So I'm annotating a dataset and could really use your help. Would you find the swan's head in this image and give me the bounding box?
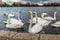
[41,13,48,18]
[18,10,22,13]
[27,11,32,16]
[54,11,57,15]
[4,13,8,17]
[33,12,37,17]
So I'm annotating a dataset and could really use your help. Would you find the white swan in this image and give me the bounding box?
[51,21,60,27]
[41,11,57,21]
[29,11,57,24]
[29,12,43,24]
[28,11,51,33]
[3,12,14,24]
[8,13,14,17]
[4,10,24,28]
[4,12,14,17]
[32,12,44,23]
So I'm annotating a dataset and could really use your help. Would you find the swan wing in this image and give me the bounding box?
[51,21,60,27]
[51,24,60,27]
[10,18,23,24]
[6,18,24,28]
[44,17,55,20]
[30,20,46,33]
[6,22,23,28]
[54,21,60,25]
[33,17,44,23]
[30,20,50,33]
[9,14,14,17]
[10,18,24,27]
[30,23,43,33]
[6,24,15,28]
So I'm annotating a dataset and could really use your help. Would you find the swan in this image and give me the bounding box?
[51,21,60,30]
[4,10,24,28]
[41,11,57,21]
[28,11,51,33]
[3,12,14,24]
[51,21,60,28]
[8,13,14,17]
[29,12,43,24]
[4,12,14,17]
[29,11,57,24]
[32,12,44,23]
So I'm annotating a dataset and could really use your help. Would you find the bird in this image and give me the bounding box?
[28,11,51,33]
[3,12,14,24]
[4,10,24,28]
[4,12,14,17]
[51,21,60,28]
[41,11,57,21]
[6,18,24,28]
[29,12,43,24]
[41,12,59,30]
[51,21,60,30]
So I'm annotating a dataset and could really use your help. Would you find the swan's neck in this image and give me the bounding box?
[12,12,14,15]
[41,13,44,19]
[35,13,38,23]
[8,16,11,24]
[54,13,56,20]
[28,13,33,33]
[48,20,51,25]
[17,12,21,21]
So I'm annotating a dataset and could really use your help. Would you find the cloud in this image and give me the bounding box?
[2,0,21,2]
[12,0,21,2]
[2,0,14,5]
[2,0,60,3]
[2,0,11,2]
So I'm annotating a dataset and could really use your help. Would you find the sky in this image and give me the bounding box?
[1,0,60,2]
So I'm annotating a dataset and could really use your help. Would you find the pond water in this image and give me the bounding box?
[0,7,60,34]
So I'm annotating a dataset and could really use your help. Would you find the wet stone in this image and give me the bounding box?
[0,30,17,37]
[13,33,39,40]
[40,34,57,40]
[56,35,60,40]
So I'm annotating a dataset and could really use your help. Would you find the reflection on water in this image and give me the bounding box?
[0,7,60,34]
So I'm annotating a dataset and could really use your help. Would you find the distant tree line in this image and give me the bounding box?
[0,2,60,7]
